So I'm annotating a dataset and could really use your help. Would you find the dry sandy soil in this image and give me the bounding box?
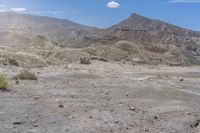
[0,61,200,133]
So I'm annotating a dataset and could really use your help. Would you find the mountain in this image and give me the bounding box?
[0,12,200,65]
[0,12,93,48]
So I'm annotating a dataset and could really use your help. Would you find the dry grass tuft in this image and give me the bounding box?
[0,73,8,90]
[12,69,38,80]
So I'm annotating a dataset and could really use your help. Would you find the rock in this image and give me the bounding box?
[59,104,64,108]
[187,112,192,115]
[13,121,25,125]
[114,120,119,124]
[80,57,91,64]
[33,124,38,127]
[33,96,40,100]
[16,80,19,84]
[71,95,75,98]
[129,107,136,111]
[179,78,184,81]
[154,116,158,119]
[190,119,200,128]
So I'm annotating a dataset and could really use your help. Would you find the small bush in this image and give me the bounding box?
[8,58,19,67]
[0,73,8,90]
[80,57,91,64]
[12,69,38,80]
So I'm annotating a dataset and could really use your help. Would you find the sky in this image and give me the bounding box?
[0,0,200,30]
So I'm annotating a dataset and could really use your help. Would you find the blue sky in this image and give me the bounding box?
[0,0,200,30]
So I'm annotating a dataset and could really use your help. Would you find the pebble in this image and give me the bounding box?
[114,120,119,124]
[33,96,40,100]
[16,80,19,84]
[187,112,192,115]
[59,104,64,108]
[179,78,184,81]
[129,107,136,111]
[154,116,158,119]
[13,121,25,125]
[190,119,200,128]
[33,124,38,127]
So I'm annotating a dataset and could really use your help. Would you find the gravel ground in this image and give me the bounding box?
[0,61,200,133]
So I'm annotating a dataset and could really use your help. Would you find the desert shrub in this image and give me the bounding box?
[0,73,8,90]
[12,69,37,80]
[8,58,19,67]
[114,41,134,52]
[80,57,91,64]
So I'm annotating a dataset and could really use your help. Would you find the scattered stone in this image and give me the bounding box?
[190,119,200,128]
[15,80,19,84]
[114,120,119,124]
[89,116,93,119]
[13,121,25,125]
[187,112,192,115]
[33,96,40,100]
[59,104,64,108]
[25,114,28,118]
[129,107,136,111]
[80,57,91,64]
[179,78,184,81]
[154,116,158,119]
[33,123,38,127]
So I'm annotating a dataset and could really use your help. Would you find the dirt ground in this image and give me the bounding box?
[0,61,200,133]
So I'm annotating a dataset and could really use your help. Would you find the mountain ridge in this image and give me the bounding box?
[0,12,200,65]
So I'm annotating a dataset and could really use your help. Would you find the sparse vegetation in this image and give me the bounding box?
[80,56,91,64]
[8,58,19,67]
[0,73,8,90]
[12,69,38,80]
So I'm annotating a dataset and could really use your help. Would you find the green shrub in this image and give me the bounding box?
[0,73,8,90]
[12,69,38,80]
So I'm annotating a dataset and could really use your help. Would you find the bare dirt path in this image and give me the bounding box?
[0,62,200,133]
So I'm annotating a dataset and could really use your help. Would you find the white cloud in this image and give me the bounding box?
[11,7,27,12]
[168,0,200,3]
[0,10,5,12]
[107,1,120,8]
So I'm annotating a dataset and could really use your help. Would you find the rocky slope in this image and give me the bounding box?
[0,12,200,66]
[0,12,93,48]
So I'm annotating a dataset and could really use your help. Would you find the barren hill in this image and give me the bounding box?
[0,12,93,48]
[0,12,200,65]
